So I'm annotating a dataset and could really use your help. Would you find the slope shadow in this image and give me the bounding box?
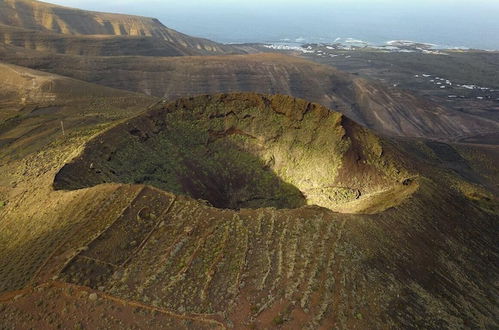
[53,124,307,210]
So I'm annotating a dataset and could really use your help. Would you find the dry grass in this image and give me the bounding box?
[0,92,497,329]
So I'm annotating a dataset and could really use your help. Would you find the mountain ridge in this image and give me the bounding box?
[0,0,242,55]
[0,0,497,141]
[1,43,496,141]
[0,2,498,328]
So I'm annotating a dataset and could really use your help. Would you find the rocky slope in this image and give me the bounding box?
[1,43,497,141]
[0,61,147,108]
[53,94,417,213]
[0,0,497,142]
[0,93,497,329]
[0,61,155,159]
[0,23,221,57]
[0,0,241,55]
[0,3,497,328]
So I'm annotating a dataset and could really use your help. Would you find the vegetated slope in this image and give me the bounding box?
[299,47,499,146]
[305,48,499,92]
[0,282,221,329]
[0,61,156,159]
[0,43,497,141]
[0,23,222,57]
[0,0,241,55]
[0,93,497,329]
[54,94,416,213]
[0,61,146,109]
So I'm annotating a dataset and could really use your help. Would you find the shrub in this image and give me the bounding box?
[272,315,285,326]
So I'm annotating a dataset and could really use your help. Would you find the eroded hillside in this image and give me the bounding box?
[0,61,155,160]
[0,2,498,328]
[0,93,497,329]
[0,24,216,57]
[0,0,241,55]
[54,94,416,213]
[1,43,496,141]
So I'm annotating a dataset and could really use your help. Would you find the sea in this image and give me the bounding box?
[52,0,499,50]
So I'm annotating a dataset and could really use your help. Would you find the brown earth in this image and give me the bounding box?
[0,91,497,329]
[0,281,222,329]
[0,2,498,328]
[1,42,497,141]
[0,0,496,141]
[0,0,242,55]
[0,61,155,160]
[0,23,240,57]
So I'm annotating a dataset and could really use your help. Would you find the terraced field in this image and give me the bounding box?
[1,92,497,329]
[0,1,497,328]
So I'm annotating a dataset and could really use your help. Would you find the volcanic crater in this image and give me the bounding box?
[53,93,417,213]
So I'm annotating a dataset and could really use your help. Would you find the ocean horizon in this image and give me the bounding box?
[48,0,499,51]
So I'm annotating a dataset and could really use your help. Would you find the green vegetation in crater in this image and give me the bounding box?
[54,93,416,212]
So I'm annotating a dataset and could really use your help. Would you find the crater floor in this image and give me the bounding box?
[54,93,416,213]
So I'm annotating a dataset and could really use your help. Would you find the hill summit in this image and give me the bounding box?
[0,0,240,55]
